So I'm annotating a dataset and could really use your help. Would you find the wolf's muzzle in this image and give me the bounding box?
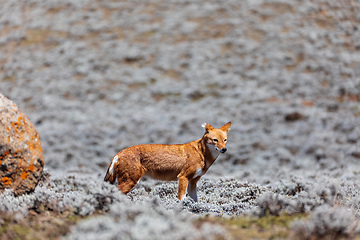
[220,148,227,153]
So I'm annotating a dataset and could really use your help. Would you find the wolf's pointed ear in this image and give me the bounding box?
[219,122,231,132]
[202,123,214,134]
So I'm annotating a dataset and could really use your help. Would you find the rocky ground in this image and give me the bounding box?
[0,0,360,239]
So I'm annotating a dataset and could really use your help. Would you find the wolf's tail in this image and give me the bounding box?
[104,155,118,184]
[104,167,116,183]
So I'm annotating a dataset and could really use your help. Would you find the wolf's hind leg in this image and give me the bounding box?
[117,167,145,194]
[178,176,189,200]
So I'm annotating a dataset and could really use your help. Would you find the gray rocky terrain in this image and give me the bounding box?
[0,0,359,239]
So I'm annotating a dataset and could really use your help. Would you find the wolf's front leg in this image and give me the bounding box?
[178,176,189,200]
[187,177,200,202]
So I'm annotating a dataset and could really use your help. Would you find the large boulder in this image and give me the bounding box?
[0,94,44,196]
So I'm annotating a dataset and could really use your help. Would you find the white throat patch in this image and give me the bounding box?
[206,143,220,159]
[193,168,204,179]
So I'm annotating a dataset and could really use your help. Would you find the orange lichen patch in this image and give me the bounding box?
[18,116,25,125]
[28,134,43,158]
[2,150,10,157]
[1,150,10,163]
[2,177,11,185]
[10,115,26,135]
[28,141,36,151]
[11,122,19,131]
[28,165,35,172]
[21,171,29,180]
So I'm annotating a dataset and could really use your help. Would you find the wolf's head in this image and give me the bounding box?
[202,122,231,153]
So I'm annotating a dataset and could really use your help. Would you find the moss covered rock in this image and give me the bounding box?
[0,94,44,196]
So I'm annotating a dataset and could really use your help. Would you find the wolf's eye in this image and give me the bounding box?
[213,139,218,142]
[224,139,227,142]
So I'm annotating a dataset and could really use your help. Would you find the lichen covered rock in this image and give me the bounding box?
[0,94,44,196]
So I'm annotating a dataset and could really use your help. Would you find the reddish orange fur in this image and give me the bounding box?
[104,122,231,201]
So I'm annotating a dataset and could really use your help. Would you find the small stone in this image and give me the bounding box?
[0,93,44,196]
[284,112,305,122]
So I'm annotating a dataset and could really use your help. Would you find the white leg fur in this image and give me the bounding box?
[187,182,198,202]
